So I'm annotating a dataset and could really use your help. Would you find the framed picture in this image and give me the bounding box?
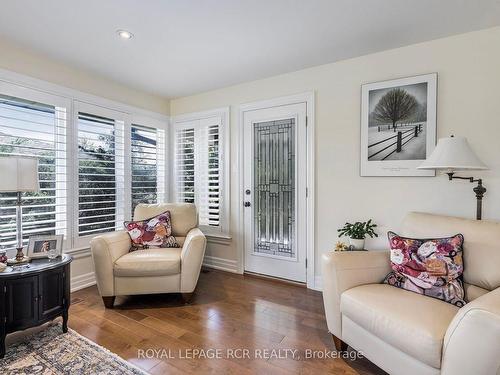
[27,235,64,259]
[360,73,437,176]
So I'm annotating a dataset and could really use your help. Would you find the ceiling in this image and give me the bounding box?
[1,0,500,98]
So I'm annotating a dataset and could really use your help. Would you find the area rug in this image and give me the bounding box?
[0,323,147,375]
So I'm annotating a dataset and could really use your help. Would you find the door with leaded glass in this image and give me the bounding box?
[243,103,307,282]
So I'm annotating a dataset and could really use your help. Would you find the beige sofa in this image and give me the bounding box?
[90,203,207,308]
[322,212,500,375]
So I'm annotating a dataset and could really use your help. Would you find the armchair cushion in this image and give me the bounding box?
[341,284,459,369]
[384,232,465,306]
[124,210,179,250]
[114,247,182,277]
[134,203,197,237]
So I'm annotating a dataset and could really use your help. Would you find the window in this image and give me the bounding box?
[0,78,168,252]
[76,104,125,238]
[173,109,228,234]
[131,124,165,212]
[0,92,68,252]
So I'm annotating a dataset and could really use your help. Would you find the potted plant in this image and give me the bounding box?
[337,220,378,250]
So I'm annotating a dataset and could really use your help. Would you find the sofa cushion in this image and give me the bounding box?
[134,203,198,237]
[384,231,465,307]
[175,237,186,247]
[124,210,179,250]
[401,212,500,292]
[114,248,182,277]
[341,284,459,369]
[464,283,489,301]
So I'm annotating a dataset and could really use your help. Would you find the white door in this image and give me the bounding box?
[243,103,307,282]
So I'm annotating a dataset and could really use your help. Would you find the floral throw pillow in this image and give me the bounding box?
[383,231,466,307]
[124,211,179,251]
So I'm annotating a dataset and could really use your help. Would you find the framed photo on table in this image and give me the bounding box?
[27,235,64,259]
[360,73,437,176]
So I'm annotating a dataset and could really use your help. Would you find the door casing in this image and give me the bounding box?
[243,103,307,282]
[237,92,316,289]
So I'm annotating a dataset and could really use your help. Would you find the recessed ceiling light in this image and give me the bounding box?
[116,29,133,40]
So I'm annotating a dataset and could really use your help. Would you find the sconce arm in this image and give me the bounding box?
[446,172,481,184]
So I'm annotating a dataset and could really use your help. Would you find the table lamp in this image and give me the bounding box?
[0,157,40,263]
[418,135,488,220]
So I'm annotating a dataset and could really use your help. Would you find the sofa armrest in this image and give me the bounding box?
[442,287,500,375]
[321,250,391,338]
[90,231,131,296]
[180,228,207,293]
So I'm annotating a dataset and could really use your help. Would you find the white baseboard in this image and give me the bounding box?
[312,276,323,291]
[71,272,96,292]
[65,247,91,259]
[203,255,239,273]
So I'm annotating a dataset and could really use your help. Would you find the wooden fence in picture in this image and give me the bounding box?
[368,124,423,160]
[377,123,419,132]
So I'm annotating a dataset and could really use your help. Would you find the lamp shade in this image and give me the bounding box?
[418,136,488,171]
[0,157,40,192]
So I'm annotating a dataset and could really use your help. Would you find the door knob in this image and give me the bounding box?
[244,201,251,207]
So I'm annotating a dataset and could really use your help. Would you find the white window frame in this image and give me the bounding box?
[130,114,169,216]
[171,107,230,236]
[0,68,169,252]
[72,101,129,248]
[0,80,72,254]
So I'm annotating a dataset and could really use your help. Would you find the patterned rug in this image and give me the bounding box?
[1,323,147,375]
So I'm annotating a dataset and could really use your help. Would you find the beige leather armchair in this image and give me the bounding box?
[322,212,500,375]
[90,203,206,308]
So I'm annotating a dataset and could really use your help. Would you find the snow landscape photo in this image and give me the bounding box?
[367,82,428,161]
[360,73,437,177]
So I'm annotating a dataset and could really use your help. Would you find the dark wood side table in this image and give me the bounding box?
[0,254,72,358]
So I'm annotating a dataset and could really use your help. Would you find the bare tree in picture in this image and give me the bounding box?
[373,88,418,130]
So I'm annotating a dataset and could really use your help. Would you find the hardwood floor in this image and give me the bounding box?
[69,269,386,375]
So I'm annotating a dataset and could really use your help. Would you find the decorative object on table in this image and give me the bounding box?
[334,241,349,251]
[0,250,7,264]
[0,156,40,265]
[27,234,64,259]
[418,135,488,220]
[360,73,437,176]
[0,263,6,273]
[124,210,179,251]
[337,219,378,250]
[0,322,147,375]
[383,231,465,307]
[0,254,72,358]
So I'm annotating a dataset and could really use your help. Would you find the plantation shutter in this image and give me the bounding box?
[131,124,165,213]
[0,93,68,252]
[174,117,222,230]
[197,120,220,227]
[76,105,125,238]
[174,126,195,204]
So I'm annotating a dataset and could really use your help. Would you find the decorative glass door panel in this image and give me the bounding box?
[253,119,296,259]
[243,102,307,283]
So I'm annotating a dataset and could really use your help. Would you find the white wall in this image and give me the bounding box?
[171,27,500,288]
[0,36,170,115]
